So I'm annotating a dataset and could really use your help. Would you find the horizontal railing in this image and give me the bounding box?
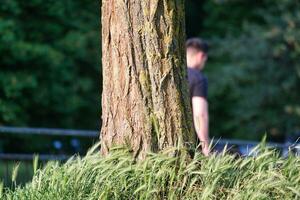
[0,153,69,161]
[0,126,98,161]
[0,126,99,185]
[213,138,286,149]
[0,126,98,137]
[0,126,298,161]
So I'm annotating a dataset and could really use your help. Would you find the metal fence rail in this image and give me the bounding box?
[0,126,292,153]
[0,126,98,137]
[0,126,98,185]
[214,138,286,149]
[0,126,97,166]
[1,126,298,158]
[0,153,69,161]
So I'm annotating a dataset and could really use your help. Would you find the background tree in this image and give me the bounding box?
[0,0,100,129]
[100,0,195,158]
[203,0,300,141]
[0,0,100,153]
[1,0,300,154]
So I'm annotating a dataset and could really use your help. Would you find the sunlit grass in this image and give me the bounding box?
[1,143,300,200]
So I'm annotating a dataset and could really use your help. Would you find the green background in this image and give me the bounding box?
[0,0,299,148]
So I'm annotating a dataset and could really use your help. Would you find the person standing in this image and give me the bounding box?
[186,38,210,156]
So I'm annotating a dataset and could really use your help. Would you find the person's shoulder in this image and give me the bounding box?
[188,68,207,82]
[188,68,201,76]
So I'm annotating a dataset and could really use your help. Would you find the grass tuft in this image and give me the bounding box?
[2,144,300,200]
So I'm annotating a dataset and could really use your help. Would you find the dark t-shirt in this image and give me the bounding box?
[187,68,208,99]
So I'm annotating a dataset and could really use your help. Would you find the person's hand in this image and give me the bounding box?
[202,146,210,156]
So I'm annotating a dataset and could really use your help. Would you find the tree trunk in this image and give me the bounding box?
[101,0,195,158]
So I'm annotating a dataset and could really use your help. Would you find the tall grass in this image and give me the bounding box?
[2,143,300,200]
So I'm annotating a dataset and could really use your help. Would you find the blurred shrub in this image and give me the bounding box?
[204,0,300,141]
[0,0,100,129]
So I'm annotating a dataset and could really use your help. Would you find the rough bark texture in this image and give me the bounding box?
[101,0,195,158]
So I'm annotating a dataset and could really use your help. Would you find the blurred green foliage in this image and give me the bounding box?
[0,0,299,143]
[0,0,100,129]
[203,0,300,141]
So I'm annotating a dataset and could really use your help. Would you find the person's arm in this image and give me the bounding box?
[192,96,210,156]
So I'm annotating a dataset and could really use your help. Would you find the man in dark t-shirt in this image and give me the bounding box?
[186,38,210,156]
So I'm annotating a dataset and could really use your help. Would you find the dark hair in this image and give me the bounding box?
[186,38,209,54]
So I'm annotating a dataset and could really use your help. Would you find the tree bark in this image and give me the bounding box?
[101,0,195,158]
